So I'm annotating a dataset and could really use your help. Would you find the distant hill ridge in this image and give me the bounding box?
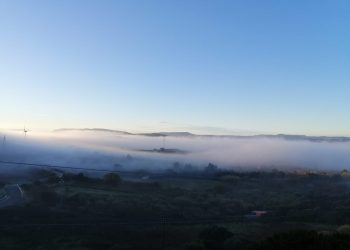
[53,128,350,142]
[53,128,132,135]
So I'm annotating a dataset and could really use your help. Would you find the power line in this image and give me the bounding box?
[0,214,314,228]
[0,160,146,175]
[0,216,285,228]
[0,160,217,180]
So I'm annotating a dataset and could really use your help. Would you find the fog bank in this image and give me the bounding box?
[0,130,350,172]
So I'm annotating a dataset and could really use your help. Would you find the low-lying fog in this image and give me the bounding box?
[0,130,350,173]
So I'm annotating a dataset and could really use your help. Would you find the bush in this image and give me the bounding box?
[337,225,350,234]
[47,174,61,184]
[219,175,240,184]
[186,240,207,250]
[212,184,228,194]
[40,190,58,206]
[103,173,122,186]
[199,226,233,242]
[250,230,350,250]
[199,226,233,250]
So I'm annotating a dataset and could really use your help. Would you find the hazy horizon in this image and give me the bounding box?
[2,125,350,138]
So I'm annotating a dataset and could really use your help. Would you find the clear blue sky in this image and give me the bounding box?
[1,0,349,135]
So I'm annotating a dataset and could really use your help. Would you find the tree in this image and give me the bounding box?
[250,230,350,250]
[199,226,233,250]
[47,173,60,184]
[103,173,121,186]
[338,225,350,234]
[205,163,219,174]
[340,169,350,177]
[74,173,89,182]
[40,190,58,206]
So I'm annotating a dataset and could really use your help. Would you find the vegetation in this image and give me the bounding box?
[250,230,350,250]
[0,168,350,249]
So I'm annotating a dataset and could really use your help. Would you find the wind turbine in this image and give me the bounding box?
[24,126,29,137]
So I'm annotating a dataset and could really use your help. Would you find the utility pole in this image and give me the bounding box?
[160,216,167,250]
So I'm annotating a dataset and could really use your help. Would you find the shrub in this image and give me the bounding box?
[103,173,122,186]
[250,230,350,250]
[40,190,58,206]
[337,224,350,234]
[199,226,233,250]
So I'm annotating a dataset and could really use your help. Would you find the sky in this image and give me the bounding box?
[0,0,349,136]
